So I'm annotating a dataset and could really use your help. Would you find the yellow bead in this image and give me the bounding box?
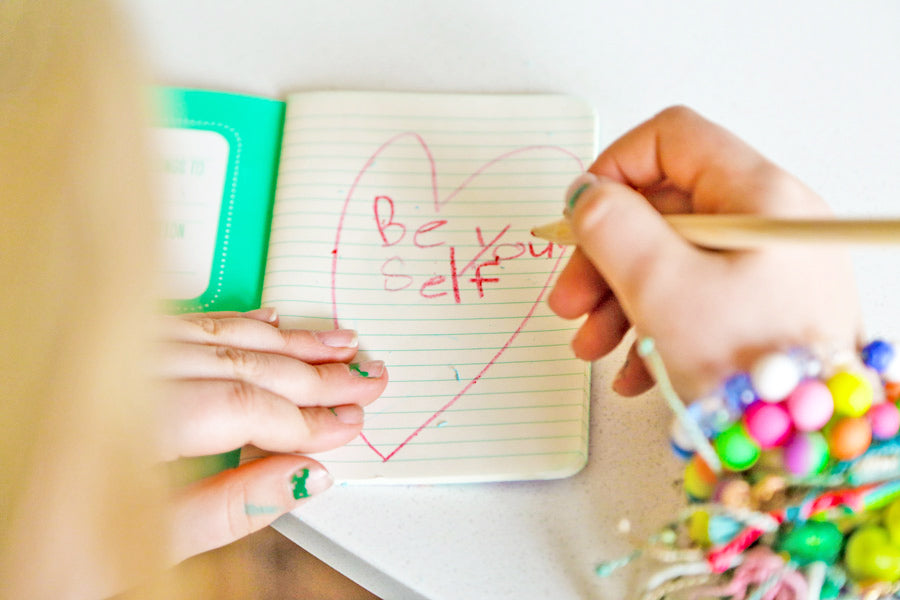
[688,510,711,547]
[683,455,717,500]
[827,371,873,417]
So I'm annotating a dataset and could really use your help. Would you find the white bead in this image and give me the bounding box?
[863,366,886,405]
[750,352,801,402]
[885,352,900,384]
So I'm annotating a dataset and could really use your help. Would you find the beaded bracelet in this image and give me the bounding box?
[597,337,900,599]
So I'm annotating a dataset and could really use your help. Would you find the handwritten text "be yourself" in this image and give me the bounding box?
[372,195,563,303]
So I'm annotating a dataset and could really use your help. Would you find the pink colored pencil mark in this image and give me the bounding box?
[458,224,510,276]
[332,133,583,461]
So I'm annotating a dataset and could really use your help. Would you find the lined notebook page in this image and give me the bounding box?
[262,91,596,483]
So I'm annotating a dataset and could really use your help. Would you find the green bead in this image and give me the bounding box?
[777,521,843,565]
[714,422,760,471]
[845,525,900,582]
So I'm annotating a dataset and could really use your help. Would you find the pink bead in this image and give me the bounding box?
[744,402,793,449]
[782,432,829,476]
[869,402,900,440]
[786,379,834,432]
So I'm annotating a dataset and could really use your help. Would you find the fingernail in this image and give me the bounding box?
[349,360,384,378]
[290,466,333,500]
[564,172,598,216]
[314,329,359,348]
[613,357,631,388]
[329,404,365,424]
[245,307,278,324]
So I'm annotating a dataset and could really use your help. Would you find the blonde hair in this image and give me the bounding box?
[0,1,168,597]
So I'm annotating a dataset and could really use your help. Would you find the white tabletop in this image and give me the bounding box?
[121,1,900,597]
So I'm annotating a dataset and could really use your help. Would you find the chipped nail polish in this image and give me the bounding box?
[349,360,385,378]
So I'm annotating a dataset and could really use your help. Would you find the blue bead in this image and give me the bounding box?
[708,515,742,545]
[862,340,895,373]
[724,373,756,413]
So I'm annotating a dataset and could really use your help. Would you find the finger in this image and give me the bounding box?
[237,445,272,463]
[569,177,696,318]
[160,379,366,460]
[191,307,280,325]
[588,105,825,217]
[640,180,693,215]
[589,106,767,196]
[162,314,360,365]
[612,341,655,397]
[159,343,388,408]
[170,455,332,563]
[548,248,611,319]
[570,298,630,361]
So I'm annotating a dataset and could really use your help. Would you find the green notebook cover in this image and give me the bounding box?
[153,88,285,313]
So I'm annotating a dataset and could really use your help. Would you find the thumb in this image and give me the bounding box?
[568,173,695,314]
[168,454,333,564]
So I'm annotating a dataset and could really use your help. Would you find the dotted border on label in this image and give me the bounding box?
[166,119,242,312]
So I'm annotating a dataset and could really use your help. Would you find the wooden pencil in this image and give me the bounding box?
[530,215,900,250]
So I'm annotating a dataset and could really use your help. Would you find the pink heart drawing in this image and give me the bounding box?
[331,132,583,462]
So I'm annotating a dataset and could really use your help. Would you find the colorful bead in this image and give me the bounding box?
[669,420,695,459]
[886,381,900,402]
[781,431,829,476]
[723,372,757,412]
[869,401,900,440]
[863,339,896,374]
[750,352,801,402]
[750,475,787,511]
[886,351,900,384]
[785,379,834,432]
[828,416,872,461]
[827,371,873,418]
[714,422,761,471]
[743,402,793,448]
[708,514,742,546]
[862,366,887,405]
[845,525,900,582]
[777,520,843,565]
[688,510,711,547]
[683,455,717,500]
[788,346,823,379]
[687,395,737,438]
[714,478,751,509]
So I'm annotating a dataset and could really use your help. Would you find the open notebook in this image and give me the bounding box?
[154,89,597,483]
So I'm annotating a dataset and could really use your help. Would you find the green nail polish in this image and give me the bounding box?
[566,182,591,214]
[291,468,311,500]
[349,360,384,378]
[349,363,369,377]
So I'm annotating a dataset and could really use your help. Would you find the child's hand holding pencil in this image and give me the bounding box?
[543,106,862,400]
